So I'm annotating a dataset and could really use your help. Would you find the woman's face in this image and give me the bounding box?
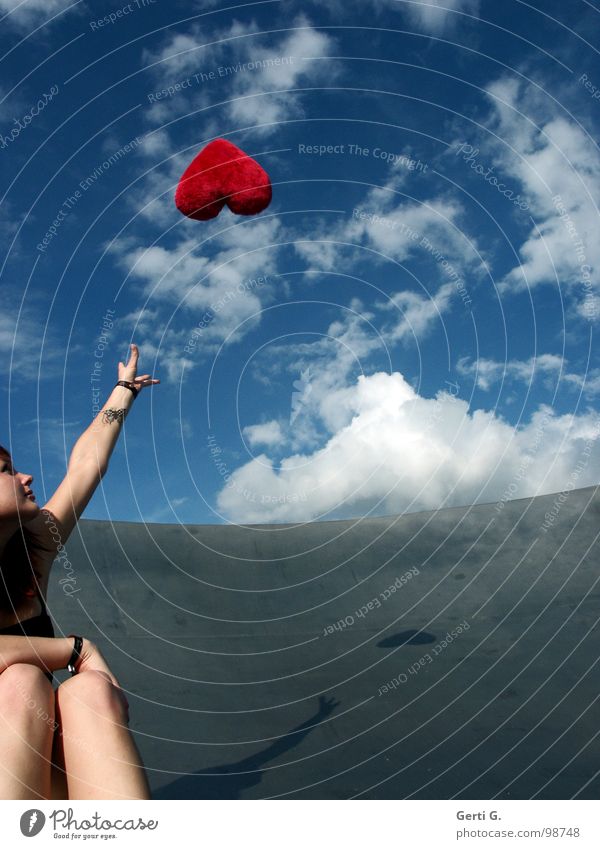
[0,450,40,522]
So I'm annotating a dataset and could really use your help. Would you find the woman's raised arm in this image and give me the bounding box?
[40,343,159,543]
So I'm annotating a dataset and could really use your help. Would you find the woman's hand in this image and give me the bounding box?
[117,343,160,396]
[76,638,130,720]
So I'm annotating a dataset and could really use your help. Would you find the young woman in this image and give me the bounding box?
[0,343,159,800]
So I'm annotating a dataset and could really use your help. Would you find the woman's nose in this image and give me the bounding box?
[19,472,33,486]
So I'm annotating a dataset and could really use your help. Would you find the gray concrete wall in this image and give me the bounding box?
[48,485,600,799]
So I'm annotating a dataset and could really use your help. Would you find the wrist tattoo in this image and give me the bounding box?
[102,407,128,425]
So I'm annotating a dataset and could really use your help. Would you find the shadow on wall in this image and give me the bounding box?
[154,696,340,800]
[377,629,437,648]
[155,630,437,798]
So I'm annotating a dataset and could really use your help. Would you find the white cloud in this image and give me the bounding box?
[290,177,479,348]
[121,146,191,227]
[384,281,455,342]
[353,197,469,263]
[0,0,67,7]
[143,30,212,77]
[216,369,600,522]
[243,420,284,447]
[480,76,600,318]
[225,23,336,133]
[141,16,337,136]
[109,216,282,381]
[136,129,173,159]
[0,0,75,25]
[242,285,457,453]
[123,218,278,314]
[293,0,480,33]
[457,354,600,396]
[402,0,480,33]
[294,169,484,285]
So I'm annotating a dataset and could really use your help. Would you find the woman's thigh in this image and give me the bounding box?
[55,671,149,799]
[0,664,55,800]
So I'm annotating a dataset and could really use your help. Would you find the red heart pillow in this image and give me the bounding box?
[175,139,272,221]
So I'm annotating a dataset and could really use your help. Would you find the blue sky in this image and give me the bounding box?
[1,0,599,524]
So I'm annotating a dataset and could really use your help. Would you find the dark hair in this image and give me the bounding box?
[0,444,39,612]
[0,531,38,612]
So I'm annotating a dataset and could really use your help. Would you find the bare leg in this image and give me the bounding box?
[55,670,150,799]
[0,664,55,800]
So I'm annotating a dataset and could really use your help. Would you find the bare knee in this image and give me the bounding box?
[56,671,128,724]
[0,664,54,723]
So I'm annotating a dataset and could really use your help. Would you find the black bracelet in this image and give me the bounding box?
[115,380,138,399]
[66,635,83,675]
